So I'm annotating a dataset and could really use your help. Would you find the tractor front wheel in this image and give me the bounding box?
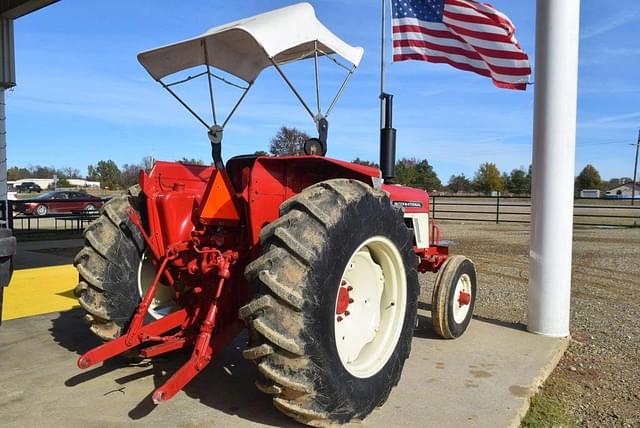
[431,255,477,339]
[240,179,419,426]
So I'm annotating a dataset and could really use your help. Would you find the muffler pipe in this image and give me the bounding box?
[379,93,396,180]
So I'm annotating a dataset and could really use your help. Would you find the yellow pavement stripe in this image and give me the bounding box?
[2,264,79,321]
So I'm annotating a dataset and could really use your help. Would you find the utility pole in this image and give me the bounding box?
[631,129,639,206]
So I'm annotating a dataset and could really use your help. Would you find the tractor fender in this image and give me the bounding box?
[245,156,381,247]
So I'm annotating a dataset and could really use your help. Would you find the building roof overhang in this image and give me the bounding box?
[1,0,58,19]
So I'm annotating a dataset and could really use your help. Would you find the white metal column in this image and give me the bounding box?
[1,16,15,228]
[0,88,6,225]
[528,0,581,337]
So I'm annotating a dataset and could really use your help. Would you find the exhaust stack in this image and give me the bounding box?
[380,93,396,180]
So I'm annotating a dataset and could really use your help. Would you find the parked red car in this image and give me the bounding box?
[14,191,104,216]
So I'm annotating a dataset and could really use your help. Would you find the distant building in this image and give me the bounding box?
[605,182,640,199]
[579,189,601,199]
[14,178,100,189]
[68,179,101,188]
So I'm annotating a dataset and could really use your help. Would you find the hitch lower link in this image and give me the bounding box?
[76,210,242,404]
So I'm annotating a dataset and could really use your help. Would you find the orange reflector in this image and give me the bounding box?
[199,171,241,222]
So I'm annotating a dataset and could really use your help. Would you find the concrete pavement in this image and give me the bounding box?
[0,307,567,427]
[13,238,82,269]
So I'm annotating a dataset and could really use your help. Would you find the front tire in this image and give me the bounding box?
[240,179,419,425]
[431,255,477,339]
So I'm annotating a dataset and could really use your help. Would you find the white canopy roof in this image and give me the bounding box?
[137,2,364,83]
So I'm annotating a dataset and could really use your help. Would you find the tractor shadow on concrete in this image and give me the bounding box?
[123,332,302,427]
[414,301,526,338]
[50,308,301,427]
[50,306,524,427]
[49,307,101,355]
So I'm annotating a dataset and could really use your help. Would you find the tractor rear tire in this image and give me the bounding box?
[240,179,419,426]
[74,185,146,341]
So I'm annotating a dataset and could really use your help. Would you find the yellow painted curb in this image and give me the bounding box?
[2,264,79,321]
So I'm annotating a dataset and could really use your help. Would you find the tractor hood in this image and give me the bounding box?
[137,2,364,83]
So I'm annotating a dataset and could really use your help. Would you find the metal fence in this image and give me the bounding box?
[1,195,638,233]
[430,195,640,227]
[0,198,104,233]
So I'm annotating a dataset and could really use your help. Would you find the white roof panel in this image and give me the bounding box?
[137,2,364,83]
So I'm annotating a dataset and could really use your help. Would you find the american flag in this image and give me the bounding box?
[392,0,531,90]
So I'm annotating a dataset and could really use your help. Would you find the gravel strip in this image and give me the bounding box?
[418,221,640,427]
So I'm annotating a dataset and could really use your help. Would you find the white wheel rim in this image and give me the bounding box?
[334,236,407,378]
[37,205,46,215]
[452,273,472,324]
[137,251,177,319]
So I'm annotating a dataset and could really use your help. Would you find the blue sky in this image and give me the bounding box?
[6,0,640,182]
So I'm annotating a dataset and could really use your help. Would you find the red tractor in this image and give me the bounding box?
[74,3,477,425]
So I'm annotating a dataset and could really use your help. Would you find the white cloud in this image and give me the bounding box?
[579,111,640,129]
[581,7,640,40]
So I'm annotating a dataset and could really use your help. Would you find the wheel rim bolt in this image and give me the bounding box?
[348,298,354,304]
[337,316,343,322]
[347,286,353,291]
[344,311,350,316]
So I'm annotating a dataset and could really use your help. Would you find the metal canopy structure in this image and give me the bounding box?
[137,2,364,132]
[0,0,58,19]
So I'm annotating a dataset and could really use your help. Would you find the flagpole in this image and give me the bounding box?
[379,0,397,180]
[380,0,386,128]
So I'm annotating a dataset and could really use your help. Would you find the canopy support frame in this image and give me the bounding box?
[158,72,252,132]
[202,41,218,126]
[314,41,321,117]
[154,40,358,158]
[269,46,357,126]
[270,58,316,120]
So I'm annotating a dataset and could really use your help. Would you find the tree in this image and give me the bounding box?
[254,150,269,157]
[141,156,155,173]
[7,166,29,181]
[60,167,82,179]
[177,157,204,165]
[120,163,143,188]
[576,164,602,192]
[506,168,530,194]
[87,160,121,189]
[8,165,82,181]
[395,158,441,191]
[447,173,472,193]
[269,126,310,156]
[501,172,510,192]
[473,162,504,193]
[352,158,379,168]
[30,165,57,178]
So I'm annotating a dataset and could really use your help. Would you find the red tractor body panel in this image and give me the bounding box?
[139,161,214,259]
[382,183,430,213]
[138,157,438,262]
[242,156,379,247]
